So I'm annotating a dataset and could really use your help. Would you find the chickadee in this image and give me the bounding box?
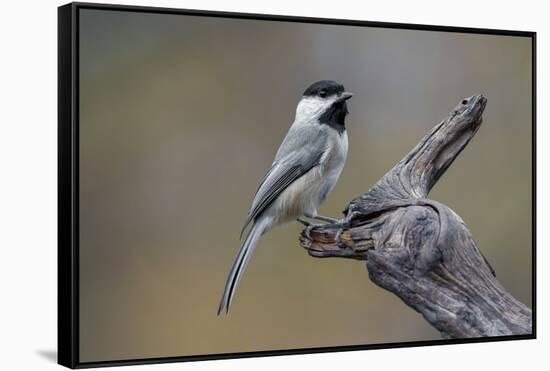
[218,80,353,315]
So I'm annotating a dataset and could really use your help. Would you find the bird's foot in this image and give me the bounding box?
[330,221,349,249]
[297,218,325,240]
[309,214,341,224]
[329,211,362,248]
[297,217,312,227]
[300,211,362,247]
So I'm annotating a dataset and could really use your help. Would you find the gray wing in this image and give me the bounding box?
[240,125,327,237]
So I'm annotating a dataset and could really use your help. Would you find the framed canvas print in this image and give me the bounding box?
[58,2,536,369]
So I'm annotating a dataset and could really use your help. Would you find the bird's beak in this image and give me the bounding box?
[337,92,353,102]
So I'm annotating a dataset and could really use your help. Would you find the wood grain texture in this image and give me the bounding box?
[299,95,532,338]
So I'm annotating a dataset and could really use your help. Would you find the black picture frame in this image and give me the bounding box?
[58,2,537,368]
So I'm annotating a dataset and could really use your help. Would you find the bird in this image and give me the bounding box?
[217,80,353,315]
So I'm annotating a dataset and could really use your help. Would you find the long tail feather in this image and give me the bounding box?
[217,217,270,315]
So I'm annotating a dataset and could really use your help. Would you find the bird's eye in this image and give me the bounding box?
[319,90,327,98]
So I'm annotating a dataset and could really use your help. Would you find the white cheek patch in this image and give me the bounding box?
[295,96,337,123]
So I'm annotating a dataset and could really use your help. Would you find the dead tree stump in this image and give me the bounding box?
[299,95,532,338]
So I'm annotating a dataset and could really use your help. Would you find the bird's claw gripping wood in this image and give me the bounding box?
[298,95,532,338]
[299,221,367,260]
[297,218,328,241]
[299,209,370,259]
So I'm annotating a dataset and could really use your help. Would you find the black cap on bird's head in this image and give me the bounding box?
[302,80,353,133]
[303,80,346,97]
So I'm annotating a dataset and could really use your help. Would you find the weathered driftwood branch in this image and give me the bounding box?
[300,95,532,338]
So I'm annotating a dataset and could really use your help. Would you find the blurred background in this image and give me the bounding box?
[78,8,532,362]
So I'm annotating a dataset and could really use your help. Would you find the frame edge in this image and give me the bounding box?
[59,2,537,368]
[72,1,535,36]
[58,2,78,369]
